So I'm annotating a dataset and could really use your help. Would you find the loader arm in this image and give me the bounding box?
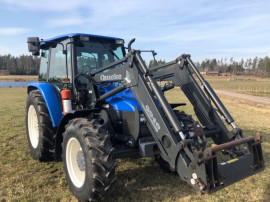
[86,50,264,194]
[150,54,234,144]
[149,54,264,191]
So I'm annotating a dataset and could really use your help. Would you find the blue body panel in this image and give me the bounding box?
[106,88,142,112]
[28,83,63,127]
[102,84,141,112]
[28,82,139,127]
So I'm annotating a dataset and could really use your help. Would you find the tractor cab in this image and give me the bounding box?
[27,34,137,110]
[28,33,125,88]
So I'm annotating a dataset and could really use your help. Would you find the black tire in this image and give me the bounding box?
[174,110,196,128]
[62,118,117,201]
[155,155,176,173]
[26,90,55,161]
[155,110,196,173]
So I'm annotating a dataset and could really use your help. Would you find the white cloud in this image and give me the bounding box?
[0,28,30,35]
[0,0,269,60]
[45,16,84,28]
[0,0,89,12]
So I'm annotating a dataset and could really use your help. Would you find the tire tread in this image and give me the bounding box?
[63,118,116,201]
[26,90,55,161]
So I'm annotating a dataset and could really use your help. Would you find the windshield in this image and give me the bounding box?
[76,39,124,74]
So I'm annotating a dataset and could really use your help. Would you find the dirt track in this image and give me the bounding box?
[214,89,270,104]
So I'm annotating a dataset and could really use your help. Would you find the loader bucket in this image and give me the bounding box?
[201,134,264,193]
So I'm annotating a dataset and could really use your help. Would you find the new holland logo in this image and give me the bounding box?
[100,74,122,81]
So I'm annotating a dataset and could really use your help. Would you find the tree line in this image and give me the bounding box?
[149,56,270,76]
[0,54,40,75]
[197,56,270,76]
[0,54,269,76]
[148,59,166,68]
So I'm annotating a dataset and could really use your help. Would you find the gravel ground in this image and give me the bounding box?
[214,89,270,104]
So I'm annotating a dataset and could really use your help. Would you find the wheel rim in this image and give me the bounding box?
[28,105,39,148]
[66,137,86,188]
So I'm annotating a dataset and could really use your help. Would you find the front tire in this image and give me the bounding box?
[155,155,176,173]
[26,90,55,161]
[62,118,117,201]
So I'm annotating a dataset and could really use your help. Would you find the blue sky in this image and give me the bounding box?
[0,0,269,63]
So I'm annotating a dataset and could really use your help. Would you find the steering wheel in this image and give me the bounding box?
[74,73,99,92]
[80,65,96,74]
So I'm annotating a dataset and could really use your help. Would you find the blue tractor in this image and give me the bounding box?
[26,33,264,201]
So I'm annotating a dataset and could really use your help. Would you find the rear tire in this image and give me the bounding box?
[26,90,55,161]
[62,118,117,201]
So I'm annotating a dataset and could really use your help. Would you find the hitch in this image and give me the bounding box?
[196,135,263,193]
[176,135,264,194]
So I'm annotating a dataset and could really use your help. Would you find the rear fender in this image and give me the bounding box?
[28,83,62,127]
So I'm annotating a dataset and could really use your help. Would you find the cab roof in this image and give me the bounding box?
[42,33,123,43]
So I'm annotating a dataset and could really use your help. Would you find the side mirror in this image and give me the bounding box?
[27,37,40,56]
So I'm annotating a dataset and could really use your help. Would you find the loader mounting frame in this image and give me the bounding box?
[86,50,264,193]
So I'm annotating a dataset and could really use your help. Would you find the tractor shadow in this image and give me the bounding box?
[108,128,270,202]
[108,158,194,202]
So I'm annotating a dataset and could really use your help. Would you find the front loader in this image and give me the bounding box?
[26,34,264,201]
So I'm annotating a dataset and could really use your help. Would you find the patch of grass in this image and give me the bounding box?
[0,75,38,81]
[206,76,270,97]
[0,88,269,201]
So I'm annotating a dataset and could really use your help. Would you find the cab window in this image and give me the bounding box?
[48,39,72,88]
[38,50,48,81]
[76,39,124,74]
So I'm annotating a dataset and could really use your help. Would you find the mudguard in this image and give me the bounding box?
[28,83,62,127]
